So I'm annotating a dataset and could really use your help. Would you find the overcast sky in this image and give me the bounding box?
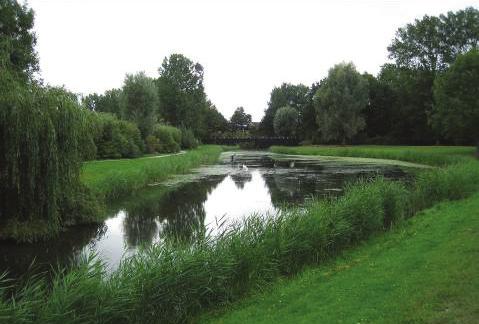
[28,0,476,121]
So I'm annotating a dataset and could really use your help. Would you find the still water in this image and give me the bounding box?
[0,151,410,276]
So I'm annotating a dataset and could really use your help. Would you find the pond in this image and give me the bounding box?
[0,151,413,277]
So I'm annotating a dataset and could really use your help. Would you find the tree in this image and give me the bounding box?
[121,72,159,138]
[388,7,479,73]
[314,62,368,144]
[377,64,436,144]
[362,72,396,142]
[83,89,123,117]
[273,106,299,137]
[157,54,208,139]
[431,49,479,148]
[0,0,38,79]
[205,100,228,138]
[260,83,308,136]
[230,107,252,130]
[0,73,99,240]
[301,82,322,141]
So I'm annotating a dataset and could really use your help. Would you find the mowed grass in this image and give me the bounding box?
[271,145,476,166]
[81,145,222,201]
[204,192,479,324]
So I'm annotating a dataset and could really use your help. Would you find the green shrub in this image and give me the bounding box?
[92,113,144,159]
[145,135,159,154]
[152,125,181,153]
[180,128,199,149]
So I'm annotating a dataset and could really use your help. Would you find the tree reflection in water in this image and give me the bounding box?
[0,223,105,279]
[120,175,226,246]
[230,172,253,189]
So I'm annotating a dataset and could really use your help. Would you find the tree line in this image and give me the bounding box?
[257,7,479,148]
[81,55,230,159]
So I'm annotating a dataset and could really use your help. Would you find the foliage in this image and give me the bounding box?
[91,113,144,159]
[149,124,182,154]
[431,49,479,145]
[300,82,321,141]
[157,54,208,139]
[362,72,396,141]
[388,7,479,72]
[229,107,252,130]
[0,73,99,241]
[0,0,38,79]
[204,101,229,140]
[180,128,199,149]
[314,62,368,144]
[371,65,436,144]
[273,106,299,137]
[82,89,123,118]
[76,109,100,161]
[121,72,159,138]
[145,135,159,154]
[260,83,308,136]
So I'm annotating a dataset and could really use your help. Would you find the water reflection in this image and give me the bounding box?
[0,151,410,276]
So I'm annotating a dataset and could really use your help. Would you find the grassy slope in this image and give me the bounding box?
[205,192,479,324]
[81,145,222,200]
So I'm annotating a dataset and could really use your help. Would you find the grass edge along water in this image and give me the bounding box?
[1,147,478,323]
[81,145,223,201]
[270,145,475,166]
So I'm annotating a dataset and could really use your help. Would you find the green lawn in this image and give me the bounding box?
[81,145,222,200]
[204,193,479,323]
[271,145,476,166]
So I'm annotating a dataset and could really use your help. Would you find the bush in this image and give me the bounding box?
[180,128,199,149]
[145,135,159,154]
[152,125,182,153]
[92,113,144,159]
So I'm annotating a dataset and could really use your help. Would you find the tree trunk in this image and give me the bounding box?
[476,141,479,159]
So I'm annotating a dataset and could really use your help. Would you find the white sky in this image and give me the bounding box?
[28,0,477,121]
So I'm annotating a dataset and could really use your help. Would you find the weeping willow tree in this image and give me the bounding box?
[0,72,100,241]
